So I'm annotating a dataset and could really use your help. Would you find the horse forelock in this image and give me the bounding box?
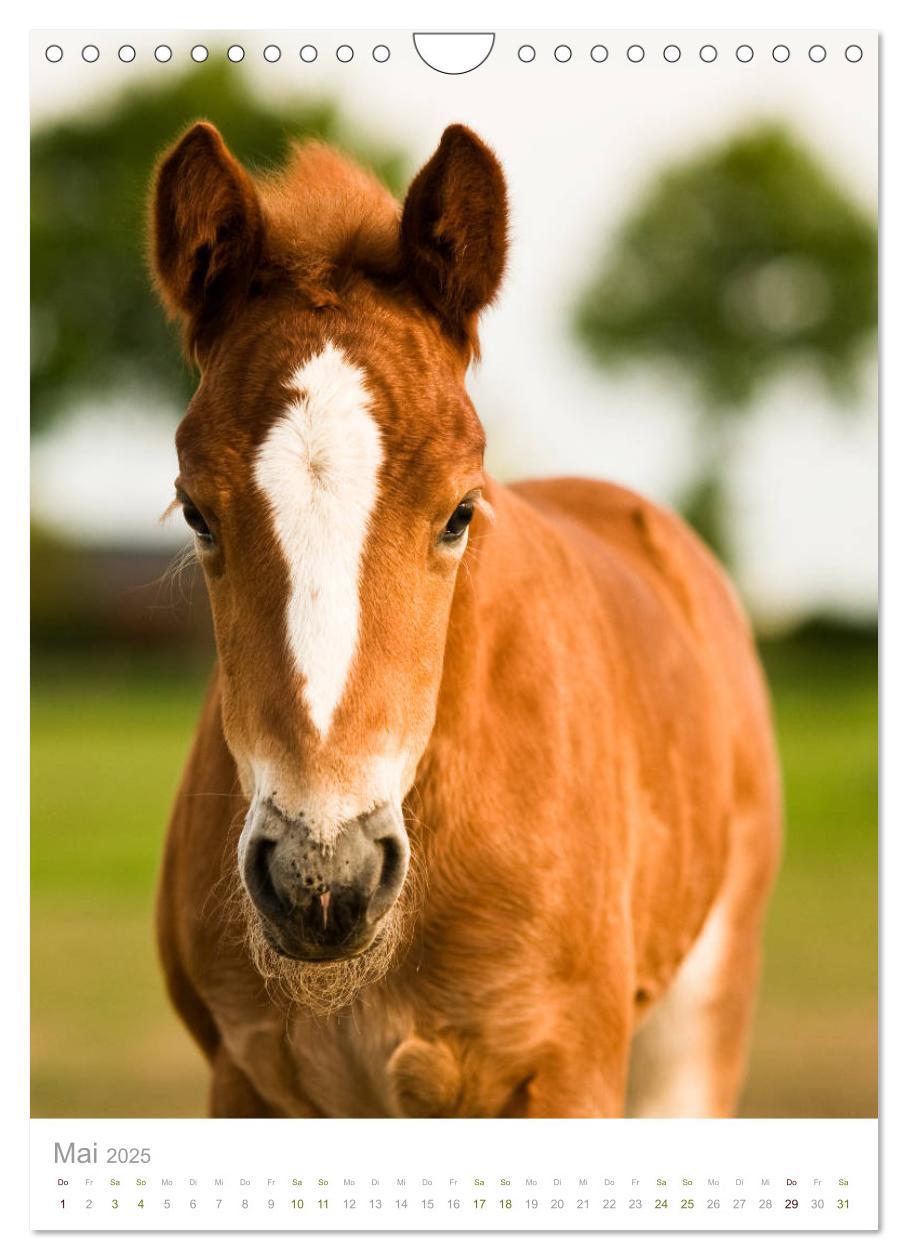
[257,142,403,292]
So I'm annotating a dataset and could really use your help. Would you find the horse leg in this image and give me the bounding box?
[520,1002,635,1118]
[625,811,778,1117]
[209,1045,285,1118]
[524,1061,629,1118]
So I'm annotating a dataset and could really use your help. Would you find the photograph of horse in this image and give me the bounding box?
[151,120,782,1118]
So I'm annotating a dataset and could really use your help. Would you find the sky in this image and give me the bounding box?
[30,28,878,627]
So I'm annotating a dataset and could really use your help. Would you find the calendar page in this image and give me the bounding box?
[29,24,878,1236]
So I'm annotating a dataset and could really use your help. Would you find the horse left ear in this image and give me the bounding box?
[149,121,264,360]
[400,125,508,345]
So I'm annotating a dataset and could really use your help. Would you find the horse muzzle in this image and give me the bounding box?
[240,799,409,961]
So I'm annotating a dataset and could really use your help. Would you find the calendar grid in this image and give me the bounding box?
[31,1119,878,1231]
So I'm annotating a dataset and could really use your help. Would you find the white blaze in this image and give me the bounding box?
[253,342,384,738]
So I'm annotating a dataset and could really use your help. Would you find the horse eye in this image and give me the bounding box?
[182,501,214,545]
[440,500,475,544]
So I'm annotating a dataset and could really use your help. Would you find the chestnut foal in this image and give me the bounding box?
[151,122,781,1118]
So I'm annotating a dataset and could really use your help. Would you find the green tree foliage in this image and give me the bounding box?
[573,125,877,559]
[575,125,877,411]
[31,62,407,431]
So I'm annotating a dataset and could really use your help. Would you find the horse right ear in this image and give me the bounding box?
[400,125,509,349]
[149,121,264,357]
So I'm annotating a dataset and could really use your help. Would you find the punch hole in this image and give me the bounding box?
[336,45,354,63]
[809,45,826,63]
[81,45,99,63]
[845,45,863,62]
[700,45,718,63]
[554,45,572,63]
[517,45,535,63]
[736,45,754,63]
[263,45,281,63]
[627,44,645,63]
[154,45,172,63]
[300,45,318,63]
[413,33,495,74]
[663,45,681,63]
[773,45,790,62]
[227,45,245,63]
[118,45,136,63]
[191,45,208,63]
[590,45,608,63]
[372,45,390,62]
[45,44,63,63]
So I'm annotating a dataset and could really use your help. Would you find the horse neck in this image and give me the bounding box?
[442,472,567,686]
[409,474,570,837]
[439,473,522,698]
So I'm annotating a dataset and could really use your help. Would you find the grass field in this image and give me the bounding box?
[31,635,877,1118]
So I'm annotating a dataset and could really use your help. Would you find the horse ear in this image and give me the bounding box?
[150,121,264,356]
[400,124,508,345]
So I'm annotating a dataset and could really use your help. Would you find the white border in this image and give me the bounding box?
[7,3,903,1256]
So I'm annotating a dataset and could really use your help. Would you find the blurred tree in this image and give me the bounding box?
[31,62,408,431]
[573,124,877,559]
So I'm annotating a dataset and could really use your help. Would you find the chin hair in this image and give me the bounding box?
[221,856,423,1018]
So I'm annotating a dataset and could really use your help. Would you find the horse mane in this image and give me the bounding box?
[256,141,403,300]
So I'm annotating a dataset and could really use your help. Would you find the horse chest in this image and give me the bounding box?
[286,1008,411,1117]
[220,992,522,1118]
[218,995,418,1117]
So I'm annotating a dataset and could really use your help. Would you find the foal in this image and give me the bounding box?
[152,122,781,1118]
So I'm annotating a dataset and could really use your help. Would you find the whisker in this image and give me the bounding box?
[130,542,200,615]
[194,802,426,1019]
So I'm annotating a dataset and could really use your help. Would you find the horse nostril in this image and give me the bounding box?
[378,833,406,886]
[244,837,285,921]
[366,830,410,924]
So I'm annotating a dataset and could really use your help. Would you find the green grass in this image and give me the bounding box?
[32,670,202,901]
[738,636,877,1117]
[31,639,877,1118]
[31,659,210,1117]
